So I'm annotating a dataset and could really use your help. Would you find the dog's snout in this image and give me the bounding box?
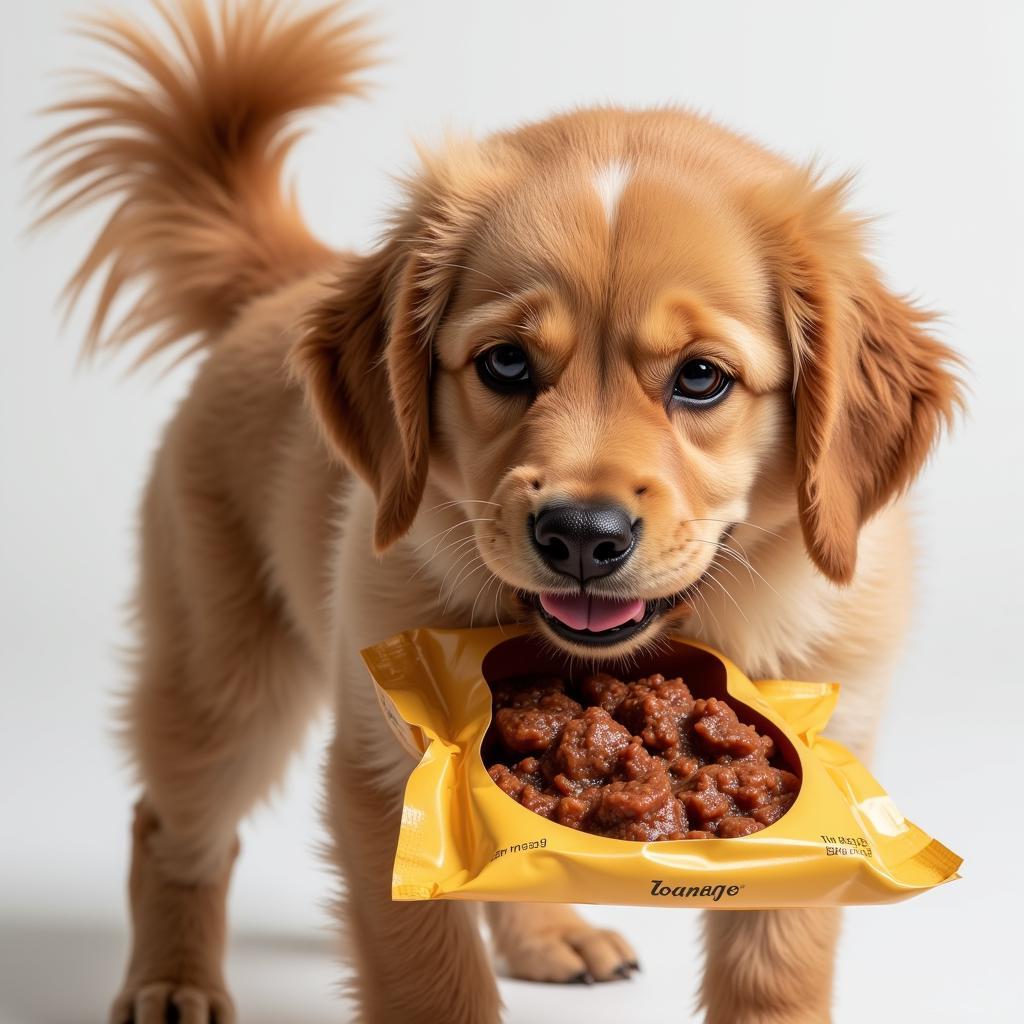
[532,501,636,582]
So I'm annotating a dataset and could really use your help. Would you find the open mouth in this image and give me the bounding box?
[524,590,678,648]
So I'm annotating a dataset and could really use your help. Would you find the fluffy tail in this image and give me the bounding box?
[33,0,375,365]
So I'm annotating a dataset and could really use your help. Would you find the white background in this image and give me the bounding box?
[2,1,1022,1021]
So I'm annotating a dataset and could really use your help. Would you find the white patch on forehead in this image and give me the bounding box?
[591,159,633,226]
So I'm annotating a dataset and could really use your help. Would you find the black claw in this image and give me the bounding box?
[614,962,633,979]
[628,959,641,972]
[570,970,596,985]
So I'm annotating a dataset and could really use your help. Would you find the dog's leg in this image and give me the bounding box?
[110,632,321,1024]
[112,798,238,1024]
[485,902,639,984]
[325,722,502,1024]
[699,907,841,1024]
[110,480,327,1024]
[698,655,889,1024]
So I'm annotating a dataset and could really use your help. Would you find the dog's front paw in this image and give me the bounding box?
[499,920,639,984]
[110,980,235,1024]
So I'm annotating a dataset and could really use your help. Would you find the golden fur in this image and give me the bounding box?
[36,2,962,1022]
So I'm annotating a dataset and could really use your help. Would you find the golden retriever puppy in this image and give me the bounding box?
[36,2,961,1022]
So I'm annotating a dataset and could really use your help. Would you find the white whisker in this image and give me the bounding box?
[470,559,510,628]
[687,536,784,601]
[707,552,744,591]
[436,546,484,604]
[424,498,502,514]
[682,517,786,542]
[691,581,723,635]
[470,571,497,627]
[441,555,489,615]
[703,566,750,624]
[408,533,479,582]
[411,516,494,556]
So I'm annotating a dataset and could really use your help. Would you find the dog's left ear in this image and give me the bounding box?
[752,171,964,584]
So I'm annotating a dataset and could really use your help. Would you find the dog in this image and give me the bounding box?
[35,1,962,1021]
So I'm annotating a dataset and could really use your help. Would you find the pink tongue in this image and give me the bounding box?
[539,593,645,633]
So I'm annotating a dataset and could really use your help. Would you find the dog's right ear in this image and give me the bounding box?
[291,236,434,553]
[292,138,517,552]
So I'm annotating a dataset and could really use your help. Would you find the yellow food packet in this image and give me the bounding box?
[362,626,961,908]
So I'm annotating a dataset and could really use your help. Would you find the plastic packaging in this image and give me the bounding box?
[362,626,961,908]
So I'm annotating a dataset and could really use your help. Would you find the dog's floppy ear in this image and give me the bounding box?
[753,171,964,584]
[292,235,436,552]
[292,139,513,553]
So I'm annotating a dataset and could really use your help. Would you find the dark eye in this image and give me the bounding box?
[671,358,732,406]
[476,343,532,393]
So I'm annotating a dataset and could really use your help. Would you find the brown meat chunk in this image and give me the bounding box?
[690,697,774,761]
[491,674,570,710]
[546,707,632,788]
[578,672,632,714]
[717,816,764,838]
[492,679,583,754]
[680,762,799,834]
[519,784,560,820]
[589,767,687,842]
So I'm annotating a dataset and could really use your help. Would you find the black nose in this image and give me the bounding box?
[532,501,636,582]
